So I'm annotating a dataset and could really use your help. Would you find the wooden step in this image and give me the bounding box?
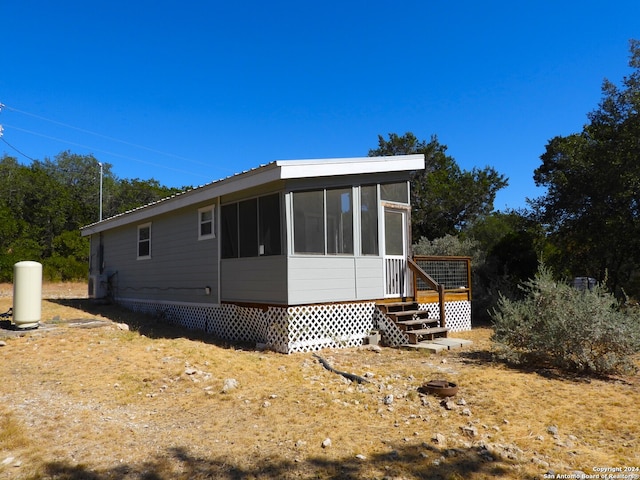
[406,327,449,344]
[377,302,418,313]
[396,318,439,331]
[388,309,429,319]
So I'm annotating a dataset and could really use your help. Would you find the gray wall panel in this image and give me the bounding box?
[220,256,287,304]
[98,202,219,304]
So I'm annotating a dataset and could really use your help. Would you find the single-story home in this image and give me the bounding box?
[80,154,471,353]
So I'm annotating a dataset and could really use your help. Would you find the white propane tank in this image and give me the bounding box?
[13,261,42,329]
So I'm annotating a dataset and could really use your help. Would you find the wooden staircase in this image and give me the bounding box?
[377,301,449,345]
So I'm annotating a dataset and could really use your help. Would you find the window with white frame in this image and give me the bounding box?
[292,188,354,255]
[137,223,151,259]
[198,205,215,240]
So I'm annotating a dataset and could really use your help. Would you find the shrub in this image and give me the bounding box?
[491,266,640,375]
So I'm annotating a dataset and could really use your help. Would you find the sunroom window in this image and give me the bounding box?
[326,188,353,254]
[360,185,379,255]
[293,190,325,254]
[380,182,409,204]
[292,188,354,255]
[222,193,282,258]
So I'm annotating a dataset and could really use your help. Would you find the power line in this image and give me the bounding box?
[0,102,234,180]
[2,123,211,179]
[0,136,36,161]
[2,103,213,168]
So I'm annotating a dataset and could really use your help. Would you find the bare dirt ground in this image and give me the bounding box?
[0,283,638,479]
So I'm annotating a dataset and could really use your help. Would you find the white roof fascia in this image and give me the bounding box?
[276,154,424,179]
[81,154,424,236]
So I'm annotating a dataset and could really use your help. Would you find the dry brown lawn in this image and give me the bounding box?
[0,283,638,479]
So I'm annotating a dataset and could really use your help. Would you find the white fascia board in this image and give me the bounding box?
[276,154,425,179]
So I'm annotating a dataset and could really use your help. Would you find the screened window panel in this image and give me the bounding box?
[326,188,353,254]
[380,182,409,204]
[221,203,238,258]
[360,185,378,255]
[259,193,281,256]
[384,210,404,256]
[239,199,258,257]
[293,191,324,254]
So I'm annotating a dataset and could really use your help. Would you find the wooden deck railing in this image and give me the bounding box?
[407,257,447,328]
[408,256,473,329]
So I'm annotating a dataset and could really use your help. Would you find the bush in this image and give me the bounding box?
[491,266,640,375]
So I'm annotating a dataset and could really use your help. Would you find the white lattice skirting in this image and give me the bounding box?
[115,298,471,353]
[418,300,472,332]
[117,298,379,354]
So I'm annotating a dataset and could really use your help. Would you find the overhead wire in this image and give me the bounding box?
[0,136,37,162]
[2,123,211,178]
[0,102,233,180]
[3,104,212,168]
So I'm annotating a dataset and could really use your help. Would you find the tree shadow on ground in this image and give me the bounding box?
[48,298,250,350]
[38,441,532,480]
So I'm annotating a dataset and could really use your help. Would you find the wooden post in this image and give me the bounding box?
[438,284,446,328]
[412,259,418,302]
[466,257,472,301]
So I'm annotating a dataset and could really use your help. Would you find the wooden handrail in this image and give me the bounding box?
[407,257,446,329]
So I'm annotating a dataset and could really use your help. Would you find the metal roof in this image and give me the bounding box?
[80,154,424,236]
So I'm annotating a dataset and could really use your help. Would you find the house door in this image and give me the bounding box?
[383,207,408,297]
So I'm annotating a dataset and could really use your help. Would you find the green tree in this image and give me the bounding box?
[369,133,507,241]
[0,150,191,281]
[533,40,640,297]
[107,178,184,217]
[40,151,115,227]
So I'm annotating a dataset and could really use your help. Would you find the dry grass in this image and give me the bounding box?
[0,283,638,479]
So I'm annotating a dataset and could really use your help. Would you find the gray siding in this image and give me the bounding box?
[288,256,384,305]
[220,256,287,304]
[354,257,385,299]
[99,202,219,304]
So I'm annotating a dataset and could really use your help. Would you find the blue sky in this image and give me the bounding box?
[1,1,639,210]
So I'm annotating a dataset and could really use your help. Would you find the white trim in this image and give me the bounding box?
[276,155,424,178]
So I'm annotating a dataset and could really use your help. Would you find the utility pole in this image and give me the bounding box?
[98,162,103,221]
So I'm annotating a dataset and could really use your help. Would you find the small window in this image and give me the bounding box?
[137,223,151,259]
[198,205,215,240]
